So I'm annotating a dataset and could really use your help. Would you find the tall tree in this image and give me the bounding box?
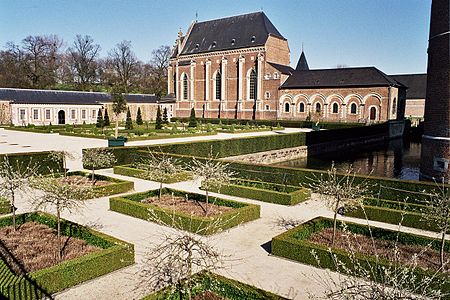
[96,108,104,128]
[111,85,127,138]
[155,106,163,130]
[125,107,133,130]
[67,35,101,90]
[136,107,143,125]
[162,107,169,124]
[21,35,63,88]
[107,40,138,92]
[149,45,171,97]
[103,108,110,126]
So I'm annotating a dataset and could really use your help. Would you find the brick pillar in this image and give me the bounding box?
[420,0,450,182]
[190,61,195,101]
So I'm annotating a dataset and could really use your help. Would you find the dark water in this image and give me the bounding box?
[273,139,421,181]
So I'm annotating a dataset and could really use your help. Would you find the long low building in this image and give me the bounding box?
[0,88,175,126]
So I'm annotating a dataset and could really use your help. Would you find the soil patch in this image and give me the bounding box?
[193,291,226,300]
[309,228,449,273]
[141,194,232,217]
[0,222,100,273]
[58,175,111,187]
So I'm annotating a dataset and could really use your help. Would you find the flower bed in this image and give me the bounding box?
[0,197,11,215]
[0,212,134,299]
[271,217,450,294]
[346,197,448,232]
[109,188,260,235]
[65,171,134,197]
[143,271,287,300]
[207,178,310,205]
[113,165,192,183]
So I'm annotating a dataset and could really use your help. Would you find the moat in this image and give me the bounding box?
[273,138,421,181]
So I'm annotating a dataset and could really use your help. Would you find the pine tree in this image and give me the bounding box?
[188,107,197,128]
[162,107,169,124]
[96,109,103,128]
[103,109,110,126]
[125,107,133,130]
[155,106,163,130]
[136,107,143,125]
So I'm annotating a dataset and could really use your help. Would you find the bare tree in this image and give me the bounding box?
[0,156,38,231]
[308,164,369,246]
[107,40,138,91]
[140,209,230,299]
[82,148,116,183]
[189,153,234,216]
[422,180,450,268]
[111,85,127,138]
[30,174,95,260]
[138,150,183,200]
[49,151,76,177]
[68,35,101,90]
[149,45,171,97]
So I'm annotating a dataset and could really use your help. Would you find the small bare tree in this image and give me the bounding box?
[138,150,183,200]
[111,85,127,139]
[30,174,95,260]
[0,156,38,231]
[49,150,76,177]
[140,209,231,299]
[82,148,116,183]
[308,164,369,246]
[422,180,450,268]
[189,153,234,216]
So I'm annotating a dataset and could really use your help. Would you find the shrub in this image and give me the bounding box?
[113,164,192,183]
[125,107,133,130]
[188,108,197,128]
[136,107,143,125]
[109,188,260,235]
[66,171,134,197]
[0,197,11,215]
[0,151,63,175]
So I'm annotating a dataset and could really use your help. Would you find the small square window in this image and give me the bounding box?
[265,91,271,99]
[273,72,280,79]
[433,157,449,172]
[265,105,270,111]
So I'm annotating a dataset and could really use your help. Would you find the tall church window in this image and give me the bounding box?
[249,69,257,100]
[332,103,339,114]
[350,103,357,114]
[182,74,188,100]
[299,102,305,113]
[215,71,222,100]
[284,102,290,113]
[315,103,321,113]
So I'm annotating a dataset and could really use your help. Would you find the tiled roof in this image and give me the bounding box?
[390,74,427,99]
[267,62,294,75]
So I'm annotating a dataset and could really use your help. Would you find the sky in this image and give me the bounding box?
[0,0,431,74]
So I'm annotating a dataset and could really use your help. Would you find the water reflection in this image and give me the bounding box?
[273,139,421,181]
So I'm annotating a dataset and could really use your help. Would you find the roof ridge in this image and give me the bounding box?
[0,88,156,97]
[195,11,262,25]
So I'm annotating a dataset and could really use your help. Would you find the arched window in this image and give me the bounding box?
[249,69,257,100]
[369,106,377,120]
[299,102,305,113]
[392,97,397,112]
[284,102,290,113]
[182,74,188,100]
[215,71,222,100]
[332,103,339,114]
[315,102,321,113]
[350,103,357,114]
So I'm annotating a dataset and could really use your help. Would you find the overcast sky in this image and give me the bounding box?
[0,0,431,74]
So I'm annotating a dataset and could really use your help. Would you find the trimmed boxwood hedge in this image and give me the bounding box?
[109,188,260,235]
[208,178,311,206]
[66,171,134,197]
[0,197,11,215]
[271,217,450,295]
[143,271,288,300]
[113,165,192,183]
[0,212,135,299]
[0,151,63,175]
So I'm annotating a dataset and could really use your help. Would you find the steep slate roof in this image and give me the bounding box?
[267,62,294,75]
[280,67,406,89]
[0,88,164,105]
[295,51,309,71]
[390,74,427,99]
[179,12,285,56]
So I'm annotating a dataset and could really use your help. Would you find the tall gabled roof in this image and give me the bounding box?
[390,74,427,99]
[295,51,309,71]
[179,12,285,56]
[0,88,163,105]
[280,67,406,89]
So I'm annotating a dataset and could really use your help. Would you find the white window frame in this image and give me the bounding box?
[19,109,26,121]
[349,102,358,115]
[33,109,39,120]
[71,109,77,120]
[81,109,87,120]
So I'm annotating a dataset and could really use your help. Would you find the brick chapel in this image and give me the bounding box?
[168,12,410,123]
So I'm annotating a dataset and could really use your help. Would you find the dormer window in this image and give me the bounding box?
[231,39,235,46]
[212,41,217,48]
[251,36,256,43]
[195,43,199,49]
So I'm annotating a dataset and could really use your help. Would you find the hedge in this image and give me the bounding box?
[346,198,449,232]
[271,217,450,295]
[0,151,63,175]
[66,171,134,197]
[171,117,363,130]
[207,178,311,206]
[113,165,192,183]
[143,271,288,300]
[109,188,260,235]
[0,212,135,299]
[0,197,11,215]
